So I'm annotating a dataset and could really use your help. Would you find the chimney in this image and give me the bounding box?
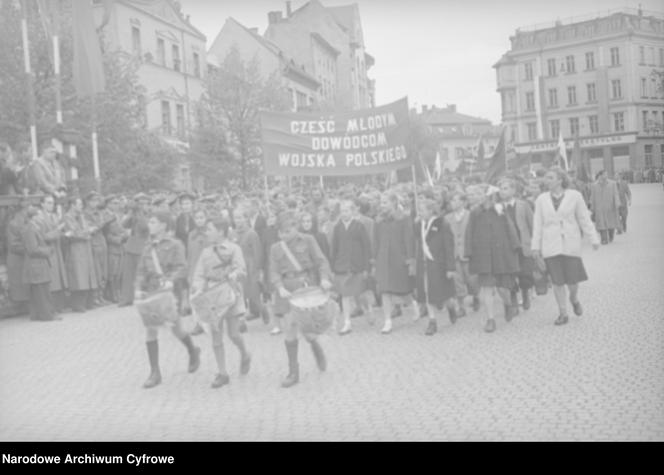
[447,104,456,113]
[268,11,283,24]
[286,1,292,17]
[421,105,428,113]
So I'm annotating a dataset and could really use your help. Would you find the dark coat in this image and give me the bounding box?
[33,210,68,292]
[374,212,415,295]
[63,210,98,291]
[123,211,149,255]
[415,217,456,306]
[174,213,196,248]
[330,219,371,275]
[6,211,30,301]
[104,213,126,282]
[22,220,51,285]
[85,208,109,287]
[466,206,520,276]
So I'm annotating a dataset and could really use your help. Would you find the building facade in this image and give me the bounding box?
[494,8,664,176]
[419,104,501,172]
[207,17,321,112]
[264,0,375,111]
[93,0,206,190]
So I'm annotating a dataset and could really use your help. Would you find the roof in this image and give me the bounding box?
[492,53,515,69]
[327,5,356,36]
[421,108,493,126]
[118,0,206,41]
[311,32,340,56]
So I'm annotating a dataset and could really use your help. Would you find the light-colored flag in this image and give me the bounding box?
[434,151,442,181]
[557,131,569,171]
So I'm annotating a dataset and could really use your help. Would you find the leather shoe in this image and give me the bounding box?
[211,373,230,389]
[381,319,393,334]
[504,305,517,322]
[240,353,251,376]
[484,319,496,333]
[424,319,437,336]
[554,314,569,326]
[472,296,481,312]
[188,347,201,373]
[570,299,583,316]
[143,370,162,389]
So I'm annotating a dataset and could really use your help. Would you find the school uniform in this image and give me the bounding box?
[330,219,371,298]
[415,217,456,308]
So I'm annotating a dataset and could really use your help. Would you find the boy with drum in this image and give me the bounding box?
[191,216,251,389]
[269,211,333,388]
[135,212,201,389]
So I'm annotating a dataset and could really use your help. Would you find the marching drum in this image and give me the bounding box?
[288,286,338,335]
[190,282,237,327]
[136,290,179,327]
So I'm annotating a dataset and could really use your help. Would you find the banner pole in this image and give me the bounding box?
[411,164,420,215]
[263,175,269,203]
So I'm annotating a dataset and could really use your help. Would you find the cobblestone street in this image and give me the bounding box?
[1,184,663,441]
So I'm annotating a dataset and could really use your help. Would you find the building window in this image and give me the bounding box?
[642,111,649,131]
[644,145,653,168]
[172,44,181,72]
[547,58,556,77]
[567,86,577,106]
[565,55,575,73]
[651,78,658,98]
[525,92,535,111]
[660,48,664,66]
[611,79,622,99]
[157,38,165,65]
[661,144,664,167]
[610,47,620,66]
[586,83,596,103]
[131,26,141,55]
[549,119,560,139]
[588,115,599,134]
[585,51,595,70]
[527,122,537,141]
[176,104,185,138]
[648,47,655,65]
[524,62,533,81]
[161,100,171,134]
[548,88,558,108]
[569,117,579,136]
[193,52,200,78]
[641,77,648,98]
[296,91,307,110]
[639,46,645,65]
[613,112,624,132]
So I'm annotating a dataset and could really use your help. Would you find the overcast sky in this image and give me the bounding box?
[183,0,663,124]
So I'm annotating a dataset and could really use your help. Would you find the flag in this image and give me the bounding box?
[476,135,485,162]
[424,163,434,187]
[556,132,569,171]
[484,129,506,184]
[569,134,581,171]
[72,0,106,97]
[574,137,591,183]
[433,151,442,181]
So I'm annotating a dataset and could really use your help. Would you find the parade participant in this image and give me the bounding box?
[246,198,267,245]
[233,206,268,324]
[373,193,417,334]
[416,198,457,336]
[616,174,632,234]
[532,168,600,326]
[445,191,480,315]
[589,170,621,245]
[6,197,31,314]
[23,206,56,321]
[34,194,68,313]
[174,192,196,249]
[269,210,332,388]
[329,199,371,335]
[118,193,150,307]
[103,195,127,303]
[263,209,282,335]
[191,216,251,389]
[63,196,99,312]
[187,208,210,336]
[84,191,110,306]
[136,212,200,389]
[351,196,376,319]
[499,177,535,312]
[465,186,521,333]
[300,210,330,262]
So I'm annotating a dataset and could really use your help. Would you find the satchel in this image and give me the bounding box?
[190,282,237,326]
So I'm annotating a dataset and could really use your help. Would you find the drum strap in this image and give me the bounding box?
[280,241,303,273]
[150,245,164,276]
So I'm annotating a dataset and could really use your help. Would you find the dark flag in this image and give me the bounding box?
[575,137,591,183]
[484,129,506,184]
[72,0,106,97]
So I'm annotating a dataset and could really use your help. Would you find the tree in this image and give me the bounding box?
[194,46,291,191]
[0,0,178,195]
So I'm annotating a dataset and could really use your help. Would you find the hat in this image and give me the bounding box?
[152,195,166,206]
[104,194,119,205]
[277,210,298,230]
[85,190,101,202]
[134,192,150,202]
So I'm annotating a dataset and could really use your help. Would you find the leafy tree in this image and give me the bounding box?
[194,46,291,191]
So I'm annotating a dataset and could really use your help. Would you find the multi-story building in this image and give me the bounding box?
[495,8,664,176]
[264,0,375,111]
[419,104,502,172]
[207,17,321,112]
[93,0,206,189]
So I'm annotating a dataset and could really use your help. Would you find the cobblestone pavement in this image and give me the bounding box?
[1,184,663,441]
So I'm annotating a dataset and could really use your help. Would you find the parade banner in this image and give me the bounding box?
[259,97,411,177]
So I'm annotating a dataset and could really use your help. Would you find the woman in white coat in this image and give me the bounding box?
[531,168,600,326]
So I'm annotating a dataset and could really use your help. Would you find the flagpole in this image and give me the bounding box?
[91,98,101,192]
[20,0,38,162]
[411,164,420,215]
[52,0,62,125]
[263,175,269,203]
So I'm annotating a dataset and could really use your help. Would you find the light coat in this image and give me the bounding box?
[532,189,600,258]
